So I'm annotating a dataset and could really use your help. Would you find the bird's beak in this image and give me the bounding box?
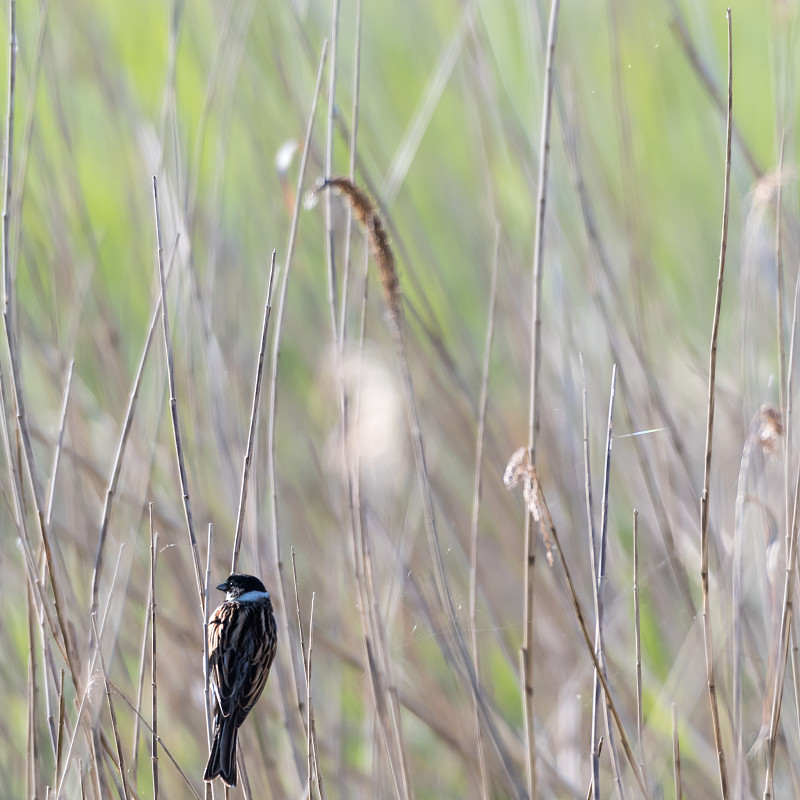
[216,581,228,592]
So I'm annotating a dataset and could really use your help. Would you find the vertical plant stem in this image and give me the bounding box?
[55,668,65,791]
[266,41,329,787]
[153,176,204,612]
[204,523,214,751]
[291,551,326,799]
[589,366,625,800]
[469,224,500,800]
[45,359,74,527]
[324,0,341,345]
[231,252,276,573]
[2,0,79,685]
[91,613,131,800]
[699,10,732,799]
[599,367,625,800]
[27,584,40,800]
[776,130,787,425]
[633,509,647,788]
[580,355,601,800]
[672,704,681,800]
[131,546,154,779]
[524,1,560,793]
[91,234,179,615]
[338,0,362,348]
[150,506,159,800]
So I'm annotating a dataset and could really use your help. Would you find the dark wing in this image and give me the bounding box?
[208,600,277,726]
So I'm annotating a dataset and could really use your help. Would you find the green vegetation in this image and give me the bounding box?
[0,0,796,797]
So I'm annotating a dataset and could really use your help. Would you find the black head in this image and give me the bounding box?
[216,573,268,600]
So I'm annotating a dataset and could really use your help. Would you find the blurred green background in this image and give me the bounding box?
[0,0,798,797]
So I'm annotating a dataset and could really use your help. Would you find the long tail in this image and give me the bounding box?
[203,716,238,787]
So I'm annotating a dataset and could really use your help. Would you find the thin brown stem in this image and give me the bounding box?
[45,359,74,527]
[469,223,500,800]
[204,524,214,751]
[108,681,203,800]
[91,614,131,800]
[633,510,647,788]
[153,175,204,613]
[91,234,179,614]
[524,1,560,791]
[672,704,682,800]
[267,40,329,786]
[699,10,732,799]
[150,508,159,800]
[231,252,277,573]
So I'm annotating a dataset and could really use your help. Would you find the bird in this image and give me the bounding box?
[203,573,277,787]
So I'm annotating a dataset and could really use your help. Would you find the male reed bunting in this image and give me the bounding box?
[204,573,277,787]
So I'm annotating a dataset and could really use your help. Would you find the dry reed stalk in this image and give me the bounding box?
[308,594,326,800]
[596,367,625,800]
[2,0,79,685]
[267,43,329,786]
[699,10,732,799]
[131,545,154,780]
[338,0,362,348]
[334,12,410,792]
[314,174,523,796]
[324,0,341,345]
[672,704,681,800]
[45,360,74,527]
[291,550,327,799]
[231,252,277,573]
[469,224,500,800]
[204,524,214,750]
[349,241,413,795]
[153,176,205,612]
[108,682,203,800]
[776,130,787,424]
[633,510,647,787]
[504,453,650,799]
[92,233,179,615]
[91,614,131,800]
[27,584,40,800]
[55,668,66,791]
[526,0,559,790]
[585,737,603,800]
[150,508,159,800]
[561,74,695,617]
[733,408,782,797]
[580,356,601,800]
[57,546,125,799]
[309,175,419,799]
[764,325,800,796]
